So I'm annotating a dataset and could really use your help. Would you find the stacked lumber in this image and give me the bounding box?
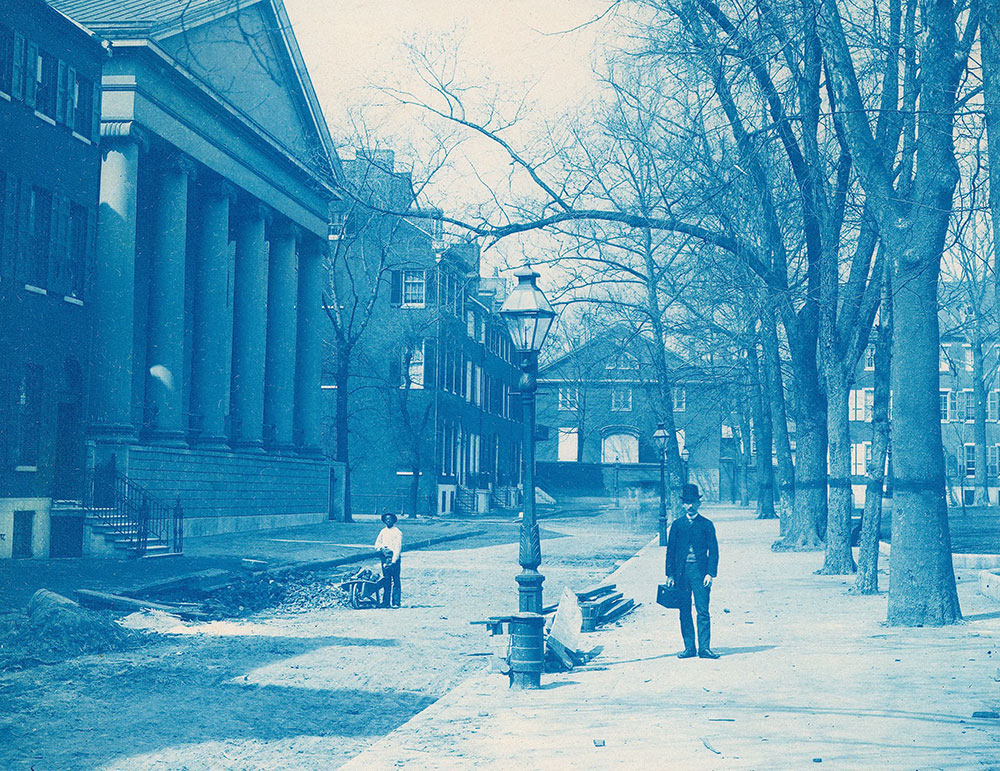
[576,584,638,630]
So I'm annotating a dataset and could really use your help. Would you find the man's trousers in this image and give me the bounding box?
[679,560,711,652]
[381,558,401,607]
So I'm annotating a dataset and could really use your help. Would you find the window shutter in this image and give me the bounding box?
[48,193,61,289]
[56,59,67,124]
[24,42,37,108]
[21,184,34,282]
[2,175,17,280]
[91,79,101,142]
[84,206,96,297]
[424,339,436,388]
[425,265,437,305]
[12,33,25,101]
[390,269,402,306]
[67,66,77,130]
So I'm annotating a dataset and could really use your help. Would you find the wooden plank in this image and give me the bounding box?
[599,599,638,625]
[593,592,624,616]
[545,635,577,670]
[576,584,616,602]
[76,589,207,620]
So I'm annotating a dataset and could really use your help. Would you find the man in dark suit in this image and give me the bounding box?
[665,483,720,659]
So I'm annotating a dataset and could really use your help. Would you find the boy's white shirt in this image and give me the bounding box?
[374,526,402,563]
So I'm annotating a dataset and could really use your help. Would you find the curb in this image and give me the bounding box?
[878,540,1000,569]
[126,528,487,598]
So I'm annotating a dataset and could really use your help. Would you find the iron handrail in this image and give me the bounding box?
[84,465,182,556]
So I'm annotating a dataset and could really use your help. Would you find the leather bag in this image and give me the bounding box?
[657,583,687,609]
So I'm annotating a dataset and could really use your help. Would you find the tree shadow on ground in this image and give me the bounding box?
[0,632,433,771]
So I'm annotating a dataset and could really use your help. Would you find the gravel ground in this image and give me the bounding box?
[0,505,652,771]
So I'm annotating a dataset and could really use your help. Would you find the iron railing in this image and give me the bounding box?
[84,460,183,556]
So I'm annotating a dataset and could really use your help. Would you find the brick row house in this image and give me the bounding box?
[0,0,105,558]
[325,153,523,516]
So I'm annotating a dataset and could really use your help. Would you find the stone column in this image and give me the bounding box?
[190,176,236,448]
[263,218,299,451]
[230,200,269,450]
[144,153,194,445]
[293,235,325,455]
[90,121,148,441]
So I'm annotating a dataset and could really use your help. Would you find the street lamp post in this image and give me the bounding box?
[653,422,669,546]
[500,265,555,690]
[681,447,690,483]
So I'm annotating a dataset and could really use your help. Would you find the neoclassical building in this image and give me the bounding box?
[50,0,342,540]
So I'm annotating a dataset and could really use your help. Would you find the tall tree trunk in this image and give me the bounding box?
[774,323,826,551]
[737,390,753,507]
[751,342,776,518]
[972,337,989,504]
[821,369,857,573]
[981,0,1000,290]
[335,351,353,522]
[886,234,961,624]
[761,301,795,533]
[856,267,892,594]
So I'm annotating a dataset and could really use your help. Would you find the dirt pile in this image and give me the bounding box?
[198,569,356,618]
[0,589,142,669]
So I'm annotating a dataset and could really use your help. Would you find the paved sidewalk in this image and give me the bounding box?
[342,507,1000,770]
[0,516,498,607]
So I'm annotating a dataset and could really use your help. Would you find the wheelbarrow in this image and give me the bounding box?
[339,567,385,609]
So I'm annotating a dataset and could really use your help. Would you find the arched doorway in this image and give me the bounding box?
[601,432,638,464]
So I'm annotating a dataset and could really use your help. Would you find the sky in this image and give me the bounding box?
[283,0,620,274]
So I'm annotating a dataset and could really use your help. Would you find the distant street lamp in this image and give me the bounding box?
[681,447,691,483]
[500,265,555,690]
[653,422,669,546]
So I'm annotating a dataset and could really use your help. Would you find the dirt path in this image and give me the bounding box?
[0,507,651,771]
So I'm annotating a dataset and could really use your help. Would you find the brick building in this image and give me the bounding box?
[534,328,728,501]
[0,0,105,558]
[325,153,523,516]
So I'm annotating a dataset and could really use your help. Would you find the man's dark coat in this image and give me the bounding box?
[665,514,719,582]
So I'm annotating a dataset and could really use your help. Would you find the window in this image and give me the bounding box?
[611,387,632,412]
[29,187,52,287]
[558,387,579,411]
[402,269,425,306]
[607,351,639,372]
[558,427,579,462]
[989,445,999,478]
[964,345,974,372]
[940,390,956,422]
[864,345,876,371]
[964,444,976,478]
[34,48,57,118]
[940,347,951,373]
[673,386,686,412]
[0,24,12,95]
[989,391,999,422]
[962,389,975,421]
[16,364,43,466]
[467,310,475,338]
[849,389,875,422]
[850,443,870,476]
[401,343,423,388]
[68,202,88,297]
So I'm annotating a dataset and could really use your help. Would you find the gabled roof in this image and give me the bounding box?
[47,0,234,35]
[49,0,340,189]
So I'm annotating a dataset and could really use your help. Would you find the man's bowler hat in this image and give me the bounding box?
[680,483,702,504]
